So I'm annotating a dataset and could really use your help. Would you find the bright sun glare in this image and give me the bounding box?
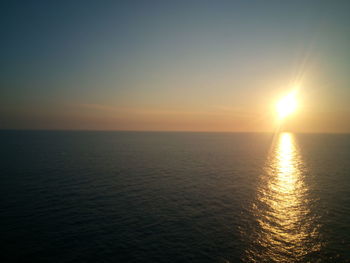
[276,91,298,119]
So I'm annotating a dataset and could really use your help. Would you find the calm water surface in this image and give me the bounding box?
[1,131,349,262]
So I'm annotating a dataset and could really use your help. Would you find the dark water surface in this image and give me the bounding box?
[1,131,349,262]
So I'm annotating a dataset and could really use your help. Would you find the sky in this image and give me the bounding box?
[1,0,350,133]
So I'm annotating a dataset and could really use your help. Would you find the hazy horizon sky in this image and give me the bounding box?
[1,0,350,133]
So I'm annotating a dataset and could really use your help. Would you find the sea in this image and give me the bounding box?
[1,131,349,262]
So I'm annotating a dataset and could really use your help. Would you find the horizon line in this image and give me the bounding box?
[0,128,349,135]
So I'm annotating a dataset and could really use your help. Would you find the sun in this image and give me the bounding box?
[276,91,298,119]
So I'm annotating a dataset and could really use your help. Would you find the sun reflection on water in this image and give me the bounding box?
[243,133,321,262]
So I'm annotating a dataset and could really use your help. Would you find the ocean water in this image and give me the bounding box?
[0,131,349,262]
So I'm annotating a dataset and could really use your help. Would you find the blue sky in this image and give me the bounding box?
[1,0,350,132]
